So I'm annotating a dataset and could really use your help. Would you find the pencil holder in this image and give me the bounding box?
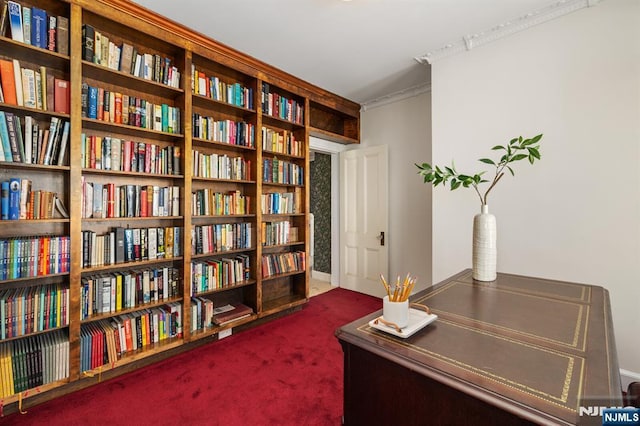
[383,296,409,329]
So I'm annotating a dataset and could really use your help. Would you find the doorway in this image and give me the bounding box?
[309,137,345,294]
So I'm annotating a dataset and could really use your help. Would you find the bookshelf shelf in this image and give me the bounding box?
[0,272,70,285]
[192,93,256,115]
[0,218,69,224]
[192,137,256,152]
[191,176,255,184]
[262,269,306,281]
[81,257,184,273]
[81,117,184,141]
[192,214,255,220]
[82,60,185,99]
[261,294,307,316]
[80,296,184,324]
[0,35,70,68]
[192,279,257,296]
[262,182,304,188]
[81,168,183,179]
[0,161,70,171]
[82,215,183,222]
[191,249,256,260]
[0,0,359,414]
[262,114,305,130]
[0,103,71,120]
[0,325,69,343]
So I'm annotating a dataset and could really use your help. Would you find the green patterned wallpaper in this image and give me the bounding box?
[310,152,331,273]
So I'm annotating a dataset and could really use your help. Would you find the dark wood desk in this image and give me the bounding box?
[336,270,622,425]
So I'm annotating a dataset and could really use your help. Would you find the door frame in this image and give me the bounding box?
[309,136,346,287]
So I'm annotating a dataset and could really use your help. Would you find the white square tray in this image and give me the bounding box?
[369,308,438,338]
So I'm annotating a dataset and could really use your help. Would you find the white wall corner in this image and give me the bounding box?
[415,0,601,65]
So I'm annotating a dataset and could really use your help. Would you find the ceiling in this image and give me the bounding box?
[131,0,566,105]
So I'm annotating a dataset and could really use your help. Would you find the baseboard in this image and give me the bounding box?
[621,369,640,390]
[312,270,331,282]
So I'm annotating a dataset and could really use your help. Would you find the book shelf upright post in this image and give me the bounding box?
[68,2,84,382]
[179,48,193,342]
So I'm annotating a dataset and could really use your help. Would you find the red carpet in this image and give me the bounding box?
[1,288,381,426]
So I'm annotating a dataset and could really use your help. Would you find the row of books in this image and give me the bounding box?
[0,59,70,114]
[262,221,298,247]
[0,330,69,398]
[81,180,180,219]
[192,223,252,255]
[0,235,70,281]
[1,178,68,220]
[192,114,255,148]
[0,112,69,166]
[0,1,69,54]
[81,226,183,269]
[261,189,302,215]
[263,157,304,186]
[192,150,251,181]
[261,251,306,278]
[262,127,303,156]
[192,189,250,217]
[0,283,68,340]
[81,266,181,319]
[82,24,181,88]
[191,65,253,109]
[80,303,183,373]
[261,83,304,125]
[190,254,251,296]
[81,83,181,134]
[81,134,182,175]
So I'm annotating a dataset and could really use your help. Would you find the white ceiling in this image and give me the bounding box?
[131,0,565,104]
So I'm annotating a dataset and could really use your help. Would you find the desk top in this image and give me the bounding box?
[336,270,622,425]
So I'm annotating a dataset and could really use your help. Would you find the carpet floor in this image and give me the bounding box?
[1,288,381,426]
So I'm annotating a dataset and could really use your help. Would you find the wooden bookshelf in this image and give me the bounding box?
[0,0,359,414]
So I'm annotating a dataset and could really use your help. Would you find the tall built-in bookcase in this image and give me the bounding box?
[0,0,359,413]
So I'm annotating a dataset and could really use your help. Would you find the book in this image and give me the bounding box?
[212,303,253,326]
[56,120,70,165]
[54,78,70,114]
[8,177,20,220]
[5,112,24,162]
[12,59,23,106]
[7,1,23,43]
[0,1,9,37]
[82,24,95,62]
[47,15,56,52]
[0,111,12,162]
[0,59,17,105]
[21,67,36,109]
[56,16,69,55]
[30,7,47,49]
[1,181,8,220]
[21,5,29,45]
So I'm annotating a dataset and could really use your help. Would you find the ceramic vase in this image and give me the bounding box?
[472,204,497,281]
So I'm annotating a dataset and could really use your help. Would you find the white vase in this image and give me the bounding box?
[472,204,497,281]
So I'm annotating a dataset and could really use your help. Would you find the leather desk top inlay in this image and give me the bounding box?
[338,270,622,425]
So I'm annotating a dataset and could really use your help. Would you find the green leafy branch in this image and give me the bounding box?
[416,134,543,206]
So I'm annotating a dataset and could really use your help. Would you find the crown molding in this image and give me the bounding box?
[361,83,432,111]
[415,0,602,65]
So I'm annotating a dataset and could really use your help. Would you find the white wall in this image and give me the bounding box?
[431,0,640,375]
[359,91,432,293]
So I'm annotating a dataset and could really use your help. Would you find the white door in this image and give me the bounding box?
[339,145,388,297]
